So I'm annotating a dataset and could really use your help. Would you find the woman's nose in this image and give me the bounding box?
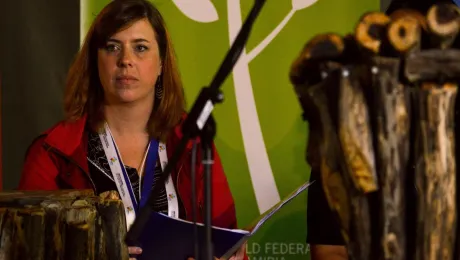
[118,48,134,67]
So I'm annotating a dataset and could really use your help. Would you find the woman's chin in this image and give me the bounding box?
[116,93,154,105]
[106,89,153,105]
[113,94,142,104]
[112,90,141,102]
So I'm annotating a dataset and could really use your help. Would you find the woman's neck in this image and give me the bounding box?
[103,100,153,137]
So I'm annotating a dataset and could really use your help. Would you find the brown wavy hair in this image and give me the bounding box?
[64,0,185,141]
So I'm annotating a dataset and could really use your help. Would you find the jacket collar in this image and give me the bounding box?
[43,113,198,171]
[43,114,89,173]
[44,114,88,156]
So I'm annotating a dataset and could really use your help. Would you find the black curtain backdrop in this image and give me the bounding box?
[0,0,79,190]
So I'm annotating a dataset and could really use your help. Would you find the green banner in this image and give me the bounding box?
[81,0,379,259]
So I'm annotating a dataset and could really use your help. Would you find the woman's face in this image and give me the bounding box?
[97,18,162,105]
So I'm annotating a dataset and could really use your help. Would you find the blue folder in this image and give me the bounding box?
[136,181,313,260]
[137,212,249,260]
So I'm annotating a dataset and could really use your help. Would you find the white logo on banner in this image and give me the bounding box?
[172,0,219,23]
[172,0,319,214]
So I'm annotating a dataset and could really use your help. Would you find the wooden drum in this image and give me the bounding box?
[0,190,129,260]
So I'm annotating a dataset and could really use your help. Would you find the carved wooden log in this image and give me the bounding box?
[64,199,97,260]
[369,57,411,260]
[426,3,460,49]
[289,36,350,237]
[290,35,351,234]
[306,66,373,260]
[97,197,130,260]
[0,189,95,199]
[355,12,391,54]
[290,33,345,168]
[306,63,351,236]
[290,32,376,260]
[290,33,345,88]
[292,54,356,257]
[15,207,46,260]
[41,200,65,260]
[404,49,460,84]
[337,66,378,194]
[390,9,427,30]
[412,83,457,260]
[386,13,423,55]
[0,190,129,260]
[0,208,16,260]
[336,65,376,260]
[356,9,426,58]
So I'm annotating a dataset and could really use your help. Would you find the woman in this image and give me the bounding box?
[18,0,246,259]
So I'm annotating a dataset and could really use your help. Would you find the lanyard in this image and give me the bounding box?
[99,123,179,230]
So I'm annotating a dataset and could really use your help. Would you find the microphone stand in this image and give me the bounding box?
[125,1,267,259]
[200,115,217,260]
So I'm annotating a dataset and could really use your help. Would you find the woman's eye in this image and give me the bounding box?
[105,44,119,52]
[135,45,148,52]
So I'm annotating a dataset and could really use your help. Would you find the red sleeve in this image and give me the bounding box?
[176,113,238,229]
[174,113,248,259]
[18,136,60,190]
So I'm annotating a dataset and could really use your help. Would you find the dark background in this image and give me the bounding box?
[0,0,79,190]
[382,0,391,10]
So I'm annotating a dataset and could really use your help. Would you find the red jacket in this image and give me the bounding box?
[19,114,247,258]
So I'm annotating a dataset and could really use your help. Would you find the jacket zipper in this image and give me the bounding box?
[44,143,97,192]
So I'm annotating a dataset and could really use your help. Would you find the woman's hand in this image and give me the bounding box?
[128,246,143,260]
[229,242,246,260]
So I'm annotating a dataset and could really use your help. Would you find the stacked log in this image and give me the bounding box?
[290,3,460,260]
